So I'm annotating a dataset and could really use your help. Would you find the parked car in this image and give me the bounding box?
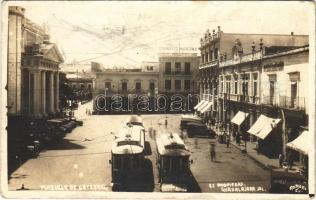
[70,116,83,126]
[180,114,203,130]
[46,119,69,136]
[186,122,214,138]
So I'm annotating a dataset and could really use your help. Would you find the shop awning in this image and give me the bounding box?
[200,102,212,114]
[231,111,249,126]
[197,101,209,112]
[287,131,309,155]
[247,114,281,140]
[194,100,206,110]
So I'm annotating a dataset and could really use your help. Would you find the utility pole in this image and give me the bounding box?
[280,108,287,159]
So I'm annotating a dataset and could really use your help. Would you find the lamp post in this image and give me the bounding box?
[252,41,255,54]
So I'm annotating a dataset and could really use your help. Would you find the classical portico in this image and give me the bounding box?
[22,43,64,118]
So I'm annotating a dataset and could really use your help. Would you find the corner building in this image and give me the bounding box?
[197,26,309,173]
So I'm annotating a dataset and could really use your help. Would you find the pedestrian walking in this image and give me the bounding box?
[194,138,198,148]
[288,154,293,170]
[278,153,284,168]
[236,132,240,146]
[153,129,156,139]
[226,135,230,148]
[210,144,216,162]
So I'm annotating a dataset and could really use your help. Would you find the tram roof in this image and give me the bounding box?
[115,125,144,142]
[181,114,202,121]
[111,144,143,155]
[112,125,145,155]
[125,115,143,125]
[156,133,190,156]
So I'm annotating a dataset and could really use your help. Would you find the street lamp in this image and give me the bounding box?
[252,41,255,54]
[259,38,263,52]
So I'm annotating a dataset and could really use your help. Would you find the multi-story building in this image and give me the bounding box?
[197,26,309,174]
[93,65,159,113]
[158,53,200,95]
[93,54,200,113]
[8,6,64,119]
[200,27,309,171]
[197,26,308,126]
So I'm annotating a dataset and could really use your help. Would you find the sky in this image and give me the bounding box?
[4,1,314,67]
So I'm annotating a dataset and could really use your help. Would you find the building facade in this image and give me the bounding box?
[158,53,200,95]
[8,6,63,118]
[93,66,159,113]
[198,26,309,125]
[197,26,309,174]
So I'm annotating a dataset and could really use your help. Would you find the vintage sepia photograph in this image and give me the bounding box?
[0,1,315,199]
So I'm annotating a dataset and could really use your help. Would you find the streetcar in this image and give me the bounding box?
[156,132,192,192]
[124,115,144,127]
[110,125,145,190]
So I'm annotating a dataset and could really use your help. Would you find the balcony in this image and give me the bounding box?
[164,71,192,76]
[279,96,305,110]
[199,60,219,69]
[220,93,260,105]
[227,94,239,101]
[201,93,213,101]
[262,95,305,111]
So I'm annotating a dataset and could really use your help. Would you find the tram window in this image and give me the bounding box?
[123,156,132,170]
[172,157,180,173]
[114,156,121,169]
[182,157,189,170]
[132,155,139,169]
[163,157,171,172]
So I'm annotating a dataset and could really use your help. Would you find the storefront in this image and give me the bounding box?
[286,130,309,176]
[247,114,282,158]
[230,110,249,142]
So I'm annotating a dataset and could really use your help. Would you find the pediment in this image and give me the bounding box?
[43,44,64,63]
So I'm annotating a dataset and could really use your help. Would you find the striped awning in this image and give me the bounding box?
[247,114,281,140]
[231,111,249,126]
[194,100,206,110]
[197,101,209,112]
[200,102,212,114]
[287,131,309,155]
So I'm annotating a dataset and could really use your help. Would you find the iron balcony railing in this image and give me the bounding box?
[219,51,263,67]
[199,60,219,69]
[262,95,305,111]
[218,93,305,110]
[261,95,277,106]
[220,93,260,105]
[164,71,192,76]
[278,96,305,110]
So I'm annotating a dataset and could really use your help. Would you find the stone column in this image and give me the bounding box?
[55,72,60,112]
[41,71,47,116]
[49,72,55,113]
[32,70,42,117]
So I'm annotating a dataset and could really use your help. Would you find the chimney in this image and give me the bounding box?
[291,32,294,36]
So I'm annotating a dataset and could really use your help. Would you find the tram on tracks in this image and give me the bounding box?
[110,124,145,190]
[156,132,192,192]
[124,115,144,127]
